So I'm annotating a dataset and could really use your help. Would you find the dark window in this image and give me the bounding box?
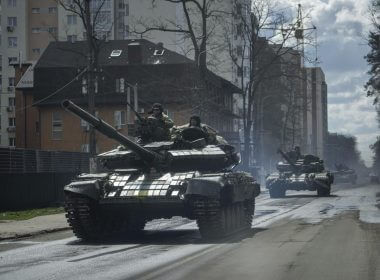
[8,117,16,126]
[52,112,63,140]
[9,137,16,147]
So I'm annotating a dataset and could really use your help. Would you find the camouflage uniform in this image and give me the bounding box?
[136,104,174,144]
[171,115,225,145]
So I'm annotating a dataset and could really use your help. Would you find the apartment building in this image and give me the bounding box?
[303,67,328,158]
[0,0,58,147]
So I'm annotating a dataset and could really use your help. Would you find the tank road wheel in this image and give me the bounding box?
[123,216,146,236]
[269,184,286,198]
[243,198,254,230]
[64,193,109,241]
[194,199,254,239]
[194,199,227,239]
[316,182,331,197]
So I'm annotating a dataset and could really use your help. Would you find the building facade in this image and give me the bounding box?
[15,39,239,153]
[2,0,244,148]
[0,0,58,147]
[303,67,328,158]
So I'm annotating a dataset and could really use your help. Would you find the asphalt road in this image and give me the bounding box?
[0,182,379,280]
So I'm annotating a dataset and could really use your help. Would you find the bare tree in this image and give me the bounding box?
[133,0,227,77]
[56,0,112,156]
[223,0,314,171]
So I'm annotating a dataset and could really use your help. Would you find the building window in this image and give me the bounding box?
[114,110,126,129]
[81,144,90,153]
[9,77,15,86]
[115,78,125,93]
[67,14,77,25]
[48,7,57,13]
[0,34,2,46]
[9,138,16,147]
[118,0,124,9]
[125,3,129,15]
[32,48,41,55]
[48,27,57,34]
[82,77,87,94]
[7,0,16,8]
[8,97,15,106]
[243,66,249,78]
[67,35,77,42]
[124,25,129,38]
[52,112,63,140]
[31,8,40,13]
[7,17,17,27]
[8,56,17,65]
[8,37,17,47]
[31,27,41,33]
[237,66,243,77]
[9,117,16,127]
[118,12,125,28]
[236,45,243,57]
[0,55,2,71]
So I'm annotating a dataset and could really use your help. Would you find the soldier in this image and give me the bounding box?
[136,103,174,144]
[172,115,226,145]
[286,146,303,163]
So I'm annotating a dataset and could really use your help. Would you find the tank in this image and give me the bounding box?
[62,100,260,240]
[332,164,357,184]
[266,149,334,198]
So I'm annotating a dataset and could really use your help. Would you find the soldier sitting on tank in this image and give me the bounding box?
[172,115,227,147]
[136,103,174,144]
[286,146,304,164]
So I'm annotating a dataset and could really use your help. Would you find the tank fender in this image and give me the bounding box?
[185,176,224,198]
[64,180,101,200]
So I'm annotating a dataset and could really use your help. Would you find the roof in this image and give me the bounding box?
[35,39,194,68]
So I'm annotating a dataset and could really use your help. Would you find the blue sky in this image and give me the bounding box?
[283,0,379,166]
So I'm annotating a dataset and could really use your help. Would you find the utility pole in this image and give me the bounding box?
[84,0,96,157]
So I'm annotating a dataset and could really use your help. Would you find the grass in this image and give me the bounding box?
[0,207,65,221]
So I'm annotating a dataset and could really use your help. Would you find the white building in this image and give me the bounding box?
[303,67,328,158]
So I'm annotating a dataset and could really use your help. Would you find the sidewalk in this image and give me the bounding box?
[0,213,70,241]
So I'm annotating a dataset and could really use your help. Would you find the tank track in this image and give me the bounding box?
[64,193,145,240]
[193,198,254,239]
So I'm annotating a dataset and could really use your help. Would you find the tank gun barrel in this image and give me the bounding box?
[62,100,157,163]
[277,148,296,167]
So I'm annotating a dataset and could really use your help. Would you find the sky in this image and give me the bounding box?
[280,0,379,166]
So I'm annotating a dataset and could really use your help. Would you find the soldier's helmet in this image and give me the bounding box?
[189,115,201,127]
[148,103,163,114]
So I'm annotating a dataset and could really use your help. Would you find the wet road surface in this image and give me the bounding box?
[1,182,379,280]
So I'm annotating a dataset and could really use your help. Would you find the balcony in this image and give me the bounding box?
[7,126,16,133]
[7,26,14,32]
[6,106,14,112]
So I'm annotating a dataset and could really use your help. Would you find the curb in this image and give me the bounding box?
[0,227,71,241]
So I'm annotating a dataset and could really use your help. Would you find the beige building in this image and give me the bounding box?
[0,0,58,147]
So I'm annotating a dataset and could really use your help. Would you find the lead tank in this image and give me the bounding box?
[266,149,334,198]
[62,100,260,240]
